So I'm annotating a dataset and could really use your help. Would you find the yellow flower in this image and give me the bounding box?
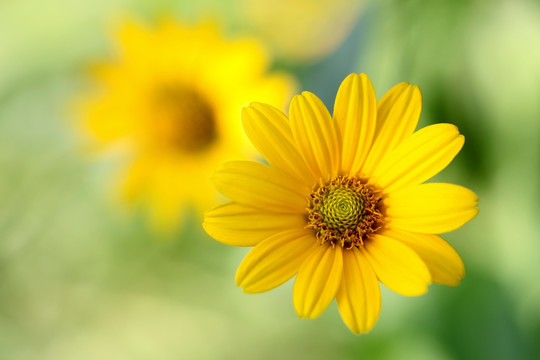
[79,20,295,230]
[240,0,365,62]
[203,73,478,334]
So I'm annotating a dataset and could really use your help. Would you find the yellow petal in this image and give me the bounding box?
[81,99,134,145]
[242,103,314,188]
[293,244,343,318]
[333,73,377,175]
[213,161,307,213]
[375,83,409,128]
[381,229,465,286]
[236,229,319,293]
[336,248,381,334]
[117,20,153,56]
[289,92,340,179]
[203,202,306,247]
[362,234,431,296]
[371,124,464,193]
[384,183,479,234]
[119,156,150,204]
[362,83,421,176]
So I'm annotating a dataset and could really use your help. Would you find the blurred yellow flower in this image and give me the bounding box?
[204,73,478,334]
[240,0,365,62]
[79,20,295,231]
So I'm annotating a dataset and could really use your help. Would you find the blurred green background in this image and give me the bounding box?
[1,0,539,359]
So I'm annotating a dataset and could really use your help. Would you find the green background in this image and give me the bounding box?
[1,0,539,359]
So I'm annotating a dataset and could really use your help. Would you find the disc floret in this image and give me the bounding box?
[307,176,383,249]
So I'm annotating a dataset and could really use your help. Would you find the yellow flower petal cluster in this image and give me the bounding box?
[79,20,295,230]
[204,73,478,334]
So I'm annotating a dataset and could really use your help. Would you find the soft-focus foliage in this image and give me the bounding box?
[0,0,539,359]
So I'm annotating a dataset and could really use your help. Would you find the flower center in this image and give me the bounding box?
[152,84,217,153]
[307,176,383,249]
[320,187,364,232]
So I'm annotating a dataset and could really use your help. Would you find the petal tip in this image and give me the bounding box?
[235,270,245,288]
[347,322,377,335]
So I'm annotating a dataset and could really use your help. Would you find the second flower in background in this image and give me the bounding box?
[78,19,295,231]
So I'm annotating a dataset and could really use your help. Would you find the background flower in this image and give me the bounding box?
[234,0,366,62]
[0,0,538,359]
[78,19,294,231]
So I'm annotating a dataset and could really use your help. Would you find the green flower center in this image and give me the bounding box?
[306,176,383,249]
[320,188,364,232]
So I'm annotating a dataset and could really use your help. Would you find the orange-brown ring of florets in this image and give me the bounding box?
[306,176,383,249]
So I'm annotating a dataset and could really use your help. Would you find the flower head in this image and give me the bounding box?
[79,19,295,230]
[203,73,478,334]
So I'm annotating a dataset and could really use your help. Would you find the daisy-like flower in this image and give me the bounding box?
[203,73,478,334]
[79,20,294,230]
